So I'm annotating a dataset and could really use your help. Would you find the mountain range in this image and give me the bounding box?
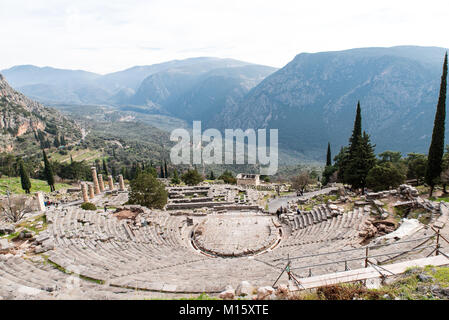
[1,58,277,109]
[218,46,448,159]
[2,46,448,163]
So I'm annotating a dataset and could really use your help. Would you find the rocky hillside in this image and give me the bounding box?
[133,64,276,125]
[0,73,81,155]
[218,46,448,160]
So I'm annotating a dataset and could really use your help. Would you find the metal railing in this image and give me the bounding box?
[272,235,434,262]
[272,227,449,287]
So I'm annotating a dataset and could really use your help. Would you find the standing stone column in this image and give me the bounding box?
[98,174,105,192]
[108,175,114,190]
[91,167,100,195]
[118,174,125,191]
[88,184,95,199]
[81,183,89,203]
[35,192,45,211]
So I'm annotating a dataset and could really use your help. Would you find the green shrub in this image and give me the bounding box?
[218,170,236,184]
[181,169,204,186]
[81,202,97,211]
[366,162,405,192]
[128,172,168,209]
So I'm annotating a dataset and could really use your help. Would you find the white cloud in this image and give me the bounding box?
[0,0,448,74]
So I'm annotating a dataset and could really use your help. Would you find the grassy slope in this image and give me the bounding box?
[48,147,103,163]
[0,176,71,195]
[293,265,449,300]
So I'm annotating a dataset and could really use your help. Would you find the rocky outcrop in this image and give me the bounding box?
[0,73,82,154]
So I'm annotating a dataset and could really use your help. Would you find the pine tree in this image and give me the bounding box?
[426,53,448,197]
[209,171,215,180]
[326,142,332,167]
[334,146,349,182]
[19,159,31,194]
[42,150,55,192]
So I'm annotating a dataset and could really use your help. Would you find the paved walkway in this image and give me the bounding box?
[291,254,449,290]
[267,187,338,213]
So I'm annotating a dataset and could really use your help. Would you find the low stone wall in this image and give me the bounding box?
[166,201,234,210]
[213,205,262,211]
[366,184,418,200]
[169,197,213,203]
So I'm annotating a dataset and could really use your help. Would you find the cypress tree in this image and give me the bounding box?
[160,164,165,178]
[326,142,332,166]
[95,159,101,173]
[341,102,362,184]
[53,136,60,148]
[334,146,349,182]
[59,135,66,146]
[42,150,55,192]
[130,162,137,180]
[343,102,376,193]
[121,167,128,180]
[135,163,142,178]
[164,160,168,178]
[348,101,362,156]
[19,159,31,194]
[323,143,335,185]
[345,131,376,193]
[102,158,109,175]
[426,53,448,197]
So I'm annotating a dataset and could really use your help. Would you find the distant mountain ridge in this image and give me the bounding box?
[217,46,449,160]
[1,58,278,107]
[3,46,449,163]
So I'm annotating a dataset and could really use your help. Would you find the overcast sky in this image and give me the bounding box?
[1,0,448,74]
